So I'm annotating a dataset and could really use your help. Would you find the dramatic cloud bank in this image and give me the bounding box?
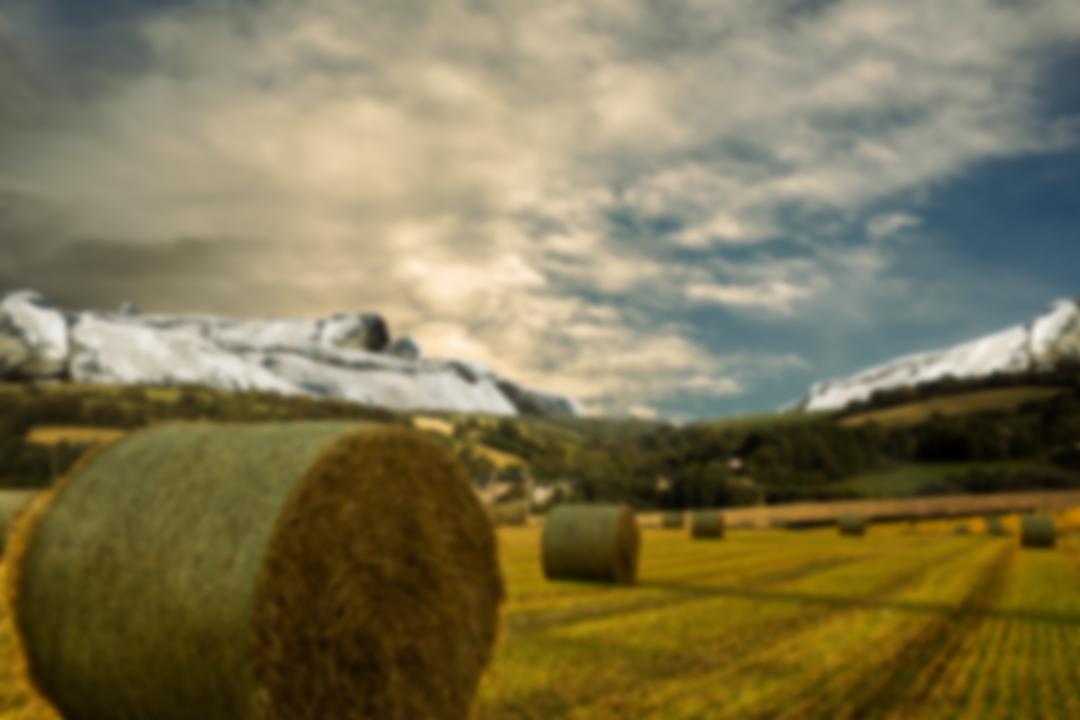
[1,0,1078,419]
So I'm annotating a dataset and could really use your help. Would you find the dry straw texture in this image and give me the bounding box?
[4,421,504,720]
[0,492,35,559]
[661,512,685,529]
[1020,515,1056,549]
[690,511,724,539]
[541,505,639,584]
[839,514,867,537]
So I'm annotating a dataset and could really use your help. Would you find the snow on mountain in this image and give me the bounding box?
[787,298,1080,413]
[0,289,581,418]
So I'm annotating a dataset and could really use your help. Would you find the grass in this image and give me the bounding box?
[5,512,1080,719]
[690,410,837,432]
[839,386,1068,428]
[846,460,1041,498]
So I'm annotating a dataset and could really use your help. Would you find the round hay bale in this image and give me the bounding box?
[542,504,639,584]
[661,511,685,529]
[490,501,528,527]
[690,511,724,539]
[1020,515,1056,549]
[983,515,1008,536]
[4,421,504,720]
[838,513,866,537]
[0,491,36,559]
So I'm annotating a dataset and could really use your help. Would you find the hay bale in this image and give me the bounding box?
[983,515,1008,536]
[489,500,528,527]
[661,511,684,529]
[0,491,36,559]
[838,513,866,537]
[542,504,639,584]
[690,510,724,539]
[1020,515,1056,549]
[4,421,503,720]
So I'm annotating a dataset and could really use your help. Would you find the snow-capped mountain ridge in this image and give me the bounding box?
[0,290,582,418]
[787,297,1080,413]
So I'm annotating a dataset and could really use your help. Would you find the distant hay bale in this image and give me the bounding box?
[4,421,503,720]
[983,515,1008,536]
[542,504,639,584]
[0,491,36,559]
[661,511,685,529]
[1020,515,1056,549]
[489,500,528,527]
[839,513,867,537]
[690,511,724,539]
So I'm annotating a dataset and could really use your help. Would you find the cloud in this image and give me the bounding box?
[866,212,921,241]
[1,0,1078,419]
[686,281,813,314]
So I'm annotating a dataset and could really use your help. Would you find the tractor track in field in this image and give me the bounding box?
[480,543,987,720]
[798,542,1014,720]
[504,554,873,637]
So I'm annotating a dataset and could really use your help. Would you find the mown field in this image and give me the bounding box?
[3,515,1080,719]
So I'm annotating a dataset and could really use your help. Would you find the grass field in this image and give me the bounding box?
[4,515,1080,719]
[839,386,1067,428]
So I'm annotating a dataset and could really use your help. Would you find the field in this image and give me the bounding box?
[839,387,1067,428]
[4,516,1080,719]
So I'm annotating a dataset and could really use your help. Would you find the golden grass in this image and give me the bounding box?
[23,427,127,447]
[839,386,1066,428]
[6,509,1080,718]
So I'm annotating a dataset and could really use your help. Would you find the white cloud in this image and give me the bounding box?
[866,213,921,241]
[686,281,813,314]
[2,0,1078,418]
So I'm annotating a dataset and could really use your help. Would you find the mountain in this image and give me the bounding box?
[0,290,581,418]
[786,298,1080,413]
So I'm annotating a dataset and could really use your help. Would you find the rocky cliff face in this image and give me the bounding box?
[0,290,582,418]
[787,298,1080,412]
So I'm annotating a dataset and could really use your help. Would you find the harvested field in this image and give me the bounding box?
[723,489,1080,529]
[470,518,1080,719]
[5,510,1080,718]
[24,427,127,447]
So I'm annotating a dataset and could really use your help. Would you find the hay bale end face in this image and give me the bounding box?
[1020,515,1056,549]
[542,504,639,584]
[839,513,867,537]
[5,422,504,720]
[661,511,685,529]
[690,511,724,539]
[0,491,36,559]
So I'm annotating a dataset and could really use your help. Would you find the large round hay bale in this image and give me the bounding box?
[690,510,724,539]
[838,513,866,537]
[0,491,36,559]
[542,504,639,584]
[1020,515,1056,549]
[4,421,504,720]
[661,511,684,529]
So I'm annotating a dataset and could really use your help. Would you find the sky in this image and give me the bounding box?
[0,0,1078,422]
